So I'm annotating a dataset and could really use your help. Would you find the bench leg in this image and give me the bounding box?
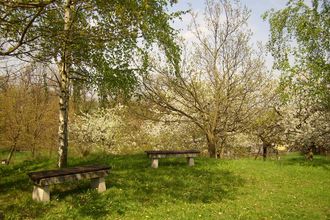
[91,177,106,193]
[151,158,158,168]
[187,157,194,166]
[32,185,50,202]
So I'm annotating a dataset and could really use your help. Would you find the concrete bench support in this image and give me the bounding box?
[145,150,200,168]
[187,157,194,166]
[151,159,159,168]
[28,165,110,202]
[91,177,106,193]
[32,185,50,202]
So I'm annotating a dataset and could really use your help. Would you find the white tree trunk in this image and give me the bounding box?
[58,0,73,168]
[58,63,69,168]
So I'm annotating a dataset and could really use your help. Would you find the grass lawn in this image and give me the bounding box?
[0,151,329,219]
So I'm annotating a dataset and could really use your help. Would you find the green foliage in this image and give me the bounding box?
[1,0,183,167]
[0,0,182,101]
[264,0,330,110]
[1,151,329,219]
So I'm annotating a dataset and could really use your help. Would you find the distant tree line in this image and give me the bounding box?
[0,0,328,165]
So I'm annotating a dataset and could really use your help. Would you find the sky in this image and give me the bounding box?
[169,0,290,69]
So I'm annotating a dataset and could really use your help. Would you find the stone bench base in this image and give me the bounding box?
[28,165,110,202]
[146,150,200,168]
[150,157,195,168]
[33,185,50,202]
[32,177,107,202]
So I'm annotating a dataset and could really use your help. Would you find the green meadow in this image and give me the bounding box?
[1,152,329,220]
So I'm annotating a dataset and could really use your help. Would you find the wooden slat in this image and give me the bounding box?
[147,153,199,159]
[27,165,111,182]
[145,150,200,155]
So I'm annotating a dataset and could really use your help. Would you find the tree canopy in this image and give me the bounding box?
[264,0,330,110]
[143,0,272,158]
[0,0,182,167]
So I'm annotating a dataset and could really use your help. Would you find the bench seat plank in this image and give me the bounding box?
[145,150,200,155]
[146,153,199,159]
[28,165,110,183]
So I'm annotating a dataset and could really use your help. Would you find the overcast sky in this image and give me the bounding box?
[169,0,290,70]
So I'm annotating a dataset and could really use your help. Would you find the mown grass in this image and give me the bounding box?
[0,150,329,219]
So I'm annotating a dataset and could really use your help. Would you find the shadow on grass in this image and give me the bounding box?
[279,155,330,170]
[64,153,245,218]
[1,153,245,219]
[0,158,56,193]
[0,157,57,219]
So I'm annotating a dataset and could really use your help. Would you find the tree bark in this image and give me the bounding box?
[6,133,20,165]
[206,132,217,158]
[255,146,261,160]
[58,62,69,168]
[218,138,227,159]
[58,0,73,168]
[6,143,17,165]
[43,71,49,101]
[262,142,269,161]
[218,146,225,159]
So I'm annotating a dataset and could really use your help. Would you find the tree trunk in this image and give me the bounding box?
[206,132,217,158]
[6,141,18,165]
[58,0,73,168]
[43,71,49,101]
[255,146,261,160]
[208,141,217,158]
[262,142,269,161]
[99,83,108,108]
[218,146,225,159]
[6,133,20,165]
[218,138,227,159]
[58,63,69,168]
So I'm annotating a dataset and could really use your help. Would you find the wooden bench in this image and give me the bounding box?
[27,165,110,202]
[145,150,200,168]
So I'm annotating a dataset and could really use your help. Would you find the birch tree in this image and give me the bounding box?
[1,0,181,167]
[0,0,55,56]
